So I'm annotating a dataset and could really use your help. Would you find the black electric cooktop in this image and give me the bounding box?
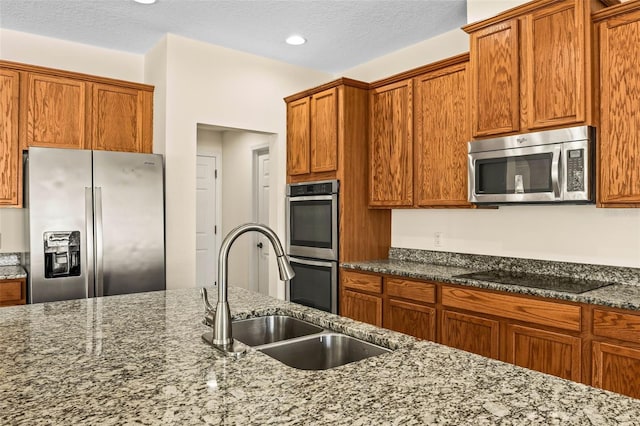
[453,270,613,294]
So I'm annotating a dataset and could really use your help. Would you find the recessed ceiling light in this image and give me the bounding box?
[134,0,156,4]
[286,35,307,46]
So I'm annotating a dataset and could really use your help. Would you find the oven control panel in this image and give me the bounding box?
[287,180,339,196]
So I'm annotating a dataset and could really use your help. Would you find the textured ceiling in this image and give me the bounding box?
[0,0,467,74]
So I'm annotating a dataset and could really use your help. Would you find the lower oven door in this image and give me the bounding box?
[286,257,337,314]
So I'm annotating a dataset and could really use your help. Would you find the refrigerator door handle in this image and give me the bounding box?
[94,187,104,297]
[85,187,95,298]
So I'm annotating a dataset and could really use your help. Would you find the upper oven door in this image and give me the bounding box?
[286,193,338,260]
[469,143,562,203]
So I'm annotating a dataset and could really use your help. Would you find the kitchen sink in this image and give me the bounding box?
[258,332,391,370]
[231,315,324,347]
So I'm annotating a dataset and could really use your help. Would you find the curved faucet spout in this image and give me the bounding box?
[206,223,295,352]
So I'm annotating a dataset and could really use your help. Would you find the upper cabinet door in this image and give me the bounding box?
[310,87,338,173]
[414,62,471,207]
[598,8,640,206]
[26,73,88,149]
[91,83,152,153]
[523,0,585,130]
[287,97,311,176]
[470,19,520,138]
[369,80,413,207]
[0,69,20,206]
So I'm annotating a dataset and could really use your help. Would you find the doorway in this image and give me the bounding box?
[253,147,270,295]
[196,155,219,287]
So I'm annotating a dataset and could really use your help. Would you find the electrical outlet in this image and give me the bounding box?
[434,232,443,248]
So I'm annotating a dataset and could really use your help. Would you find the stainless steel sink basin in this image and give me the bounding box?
[231,315,324,347]
[258,333,391,370]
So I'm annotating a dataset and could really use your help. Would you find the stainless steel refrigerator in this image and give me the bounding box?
[25,147,165,303]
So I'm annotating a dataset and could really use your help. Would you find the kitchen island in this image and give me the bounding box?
[1,287,639,425]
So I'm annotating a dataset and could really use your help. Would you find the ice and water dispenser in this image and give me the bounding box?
[43,231,81,278]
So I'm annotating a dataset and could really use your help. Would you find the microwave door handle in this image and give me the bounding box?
[551,147,562,199]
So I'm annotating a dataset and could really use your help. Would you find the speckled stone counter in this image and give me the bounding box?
[0,265,27,280]
[1,287,640,425]
[342,249,640,311]
[0,253,26,280]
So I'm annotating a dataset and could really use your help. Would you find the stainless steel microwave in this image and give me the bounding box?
[468,126,595,204]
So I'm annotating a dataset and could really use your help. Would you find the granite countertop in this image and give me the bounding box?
[341,259,640,311]
[0,265,27,280]
[1,287,640,425]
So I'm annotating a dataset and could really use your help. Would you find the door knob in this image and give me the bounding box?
[257,242,263,249]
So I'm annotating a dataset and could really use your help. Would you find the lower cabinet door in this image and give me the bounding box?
[441,310,499,359]
[340,289,382,327]
[506,324,581,381]
[385,298,435,341]
[592,341,640,399]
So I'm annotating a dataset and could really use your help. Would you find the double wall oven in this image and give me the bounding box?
[285,180,339,314]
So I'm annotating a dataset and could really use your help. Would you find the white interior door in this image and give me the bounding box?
[196,155,217,287]
[256,150,270,295]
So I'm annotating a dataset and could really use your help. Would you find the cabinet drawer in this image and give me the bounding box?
[593,309,640,344]
[386,278,435,304]
[0,279,26,306]
[441,286,581,331]
[341,270,382,294]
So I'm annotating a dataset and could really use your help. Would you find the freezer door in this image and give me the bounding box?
[27,147,93,303]
[92,150,165,296]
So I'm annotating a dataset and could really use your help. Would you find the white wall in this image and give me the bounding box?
[147,34,332,296]
[0,29,146,253]
[220,131,272,289]
[0,29,144,81]
[345,0,640,268]
[342,28,469,81]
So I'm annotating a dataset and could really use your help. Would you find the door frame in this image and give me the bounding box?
[196,153,222,286]
[250,144,270,294]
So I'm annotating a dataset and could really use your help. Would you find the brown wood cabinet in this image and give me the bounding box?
[468,19,520,137]
[369,80,413,207]
[414,59,471,207]
[91,83,153,153]
[592,307,640,398]
[384,278,436,341]
[286,97,311,176]
[0,278,26,307]
[340,270,383,327]
[464,0,606,138]
[368,54,472,209]
[505,324,582,381]
[592,342,640,399]
[25,73,89,150]
[0,60,155,208]
[594,3,640,207]
[0,69,20,206]
[441,309,500,358]
[286,79,391,262]
[286,86,339,180]
[338,268,640,397]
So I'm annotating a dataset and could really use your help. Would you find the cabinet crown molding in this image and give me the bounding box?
[593,0,640,22]
[463,0,619,33]
[0,60,154,92]
[284,77,368,103]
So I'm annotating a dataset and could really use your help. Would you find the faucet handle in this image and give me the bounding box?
[200,288,215,314]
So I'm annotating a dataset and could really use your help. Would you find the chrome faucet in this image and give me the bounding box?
[201,223,295,356]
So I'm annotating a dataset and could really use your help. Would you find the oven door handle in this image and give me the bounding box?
[287,256,336,268]
[287,194,335,202]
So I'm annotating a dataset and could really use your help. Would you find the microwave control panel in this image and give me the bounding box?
[566,149,585,192]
